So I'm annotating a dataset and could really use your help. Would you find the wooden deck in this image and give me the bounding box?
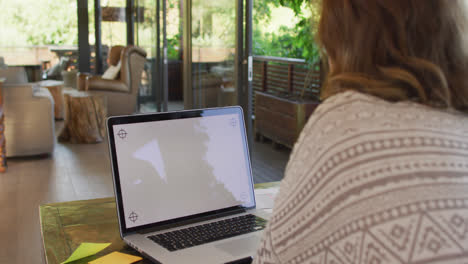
[251,140,290,183]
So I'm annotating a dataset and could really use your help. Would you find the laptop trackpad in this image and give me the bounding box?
[215,235,260,257]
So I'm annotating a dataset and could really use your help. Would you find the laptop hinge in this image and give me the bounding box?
[137,207,247,234]
[123,231,137,236]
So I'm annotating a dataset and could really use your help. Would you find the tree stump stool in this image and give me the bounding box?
[39,80,65,119]
[58,91,107,143]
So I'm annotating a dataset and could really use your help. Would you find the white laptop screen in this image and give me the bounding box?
[111,110,255,229]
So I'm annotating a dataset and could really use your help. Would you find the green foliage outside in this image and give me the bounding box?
[253,0,321,64]
[0,0,321,63]
[134,0,181,59]
[137,0,321,62]
[0,0,79,46]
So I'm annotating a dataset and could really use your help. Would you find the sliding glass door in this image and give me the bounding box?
[184,0,253,143]
[133,0,252,136]
[185,0,237,109]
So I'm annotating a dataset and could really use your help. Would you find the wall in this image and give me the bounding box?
[0,46,62,66]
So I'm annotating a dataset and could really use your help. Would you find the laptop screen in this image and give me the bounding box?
[108,107,255,231]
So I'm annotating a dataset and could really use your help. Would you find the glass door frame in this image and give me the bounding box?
[78,0,136,74]
[153,0,169,112]
[238,0,253,150]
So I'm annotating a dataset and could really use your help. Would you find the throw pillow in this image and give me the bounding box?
[102,61,121,80]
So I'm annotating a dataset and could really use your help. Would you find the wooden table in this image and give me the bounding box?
[38,80,65,119]
[39,182,280,264]
[0,78,6,172]
[58,90,107,143]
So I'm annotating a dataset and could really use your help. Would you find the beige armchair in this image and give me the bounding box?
[0,67,55,157]
[77,45,147,116]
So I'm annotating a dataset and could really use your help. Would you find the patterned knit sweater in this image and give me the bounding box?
[254,91,468,264]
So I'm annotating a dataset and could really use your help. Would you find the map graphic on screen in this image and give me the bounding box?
[133,139,167,182]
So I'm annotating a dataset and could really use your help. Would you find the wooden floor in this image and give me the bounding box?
[0,121,290,264]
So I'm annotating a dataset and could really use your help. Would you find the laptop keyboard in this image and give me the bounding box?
[148,214,267,251]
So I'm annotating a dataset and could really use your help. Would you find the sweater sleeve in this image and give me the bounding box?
[253,222,279,264]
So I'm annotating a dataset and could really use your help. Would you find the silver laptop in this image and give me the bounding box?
[107,106,270,264]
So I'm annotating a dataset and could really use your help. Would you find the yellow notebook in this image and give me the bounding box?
[88,251,142,264]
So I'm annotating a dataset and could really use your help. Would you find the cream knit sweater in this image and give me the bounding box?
[254,91,468,264]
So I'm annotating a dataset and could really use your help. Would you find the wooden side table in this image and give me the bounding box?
[0,78,6,172]
[58,90,107,143]
[38,80,65,120]
[77,72,91,91]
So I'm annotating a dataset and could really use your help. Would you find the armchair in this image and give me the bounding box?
[77,45,147,116]
[0,66,55,157]
[3,84,55,157]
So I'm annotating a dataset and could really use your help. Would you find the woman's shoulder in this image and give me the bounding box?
[284,90,468,184]
[315,90,465,120]
[302,90,468,140]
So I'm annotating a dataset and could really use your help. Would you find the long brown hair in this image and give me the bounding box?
[317,0,468,112]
